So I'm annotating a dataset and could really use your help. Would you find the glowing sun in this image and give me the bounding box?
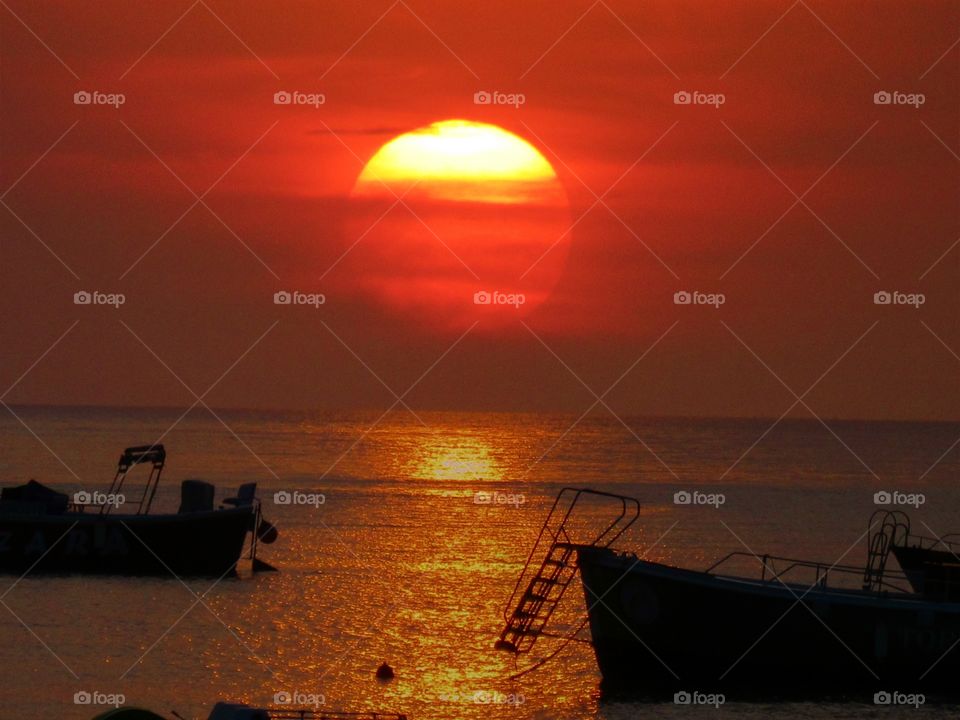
[354,120,563,205]
[343,119,572,329]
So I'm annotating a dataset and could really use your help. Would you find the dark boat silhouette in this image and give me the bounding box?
[0,445,277,576]
[498,488,960,697]
[880,510,960,603]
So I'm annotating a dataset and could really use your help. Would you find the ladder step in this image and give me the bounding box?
[507,627,541,637]
[534,576,560,585]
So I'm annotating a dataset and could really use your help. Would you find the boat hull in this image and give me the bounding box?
[892,545,960,601]
[576,545,960,697]
[0,507,253,576]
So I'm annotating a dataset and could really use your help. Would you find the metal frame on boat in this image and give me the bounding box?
[498,487,960,696]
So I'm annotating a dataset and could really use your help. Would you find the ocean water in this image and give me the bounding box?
[0,406,957,719]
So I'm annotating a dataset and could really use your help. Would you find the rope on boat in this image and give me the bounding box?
[507,616,591,680]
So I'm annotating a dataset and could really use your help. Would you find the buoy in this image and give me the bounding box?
[376,661,395,680]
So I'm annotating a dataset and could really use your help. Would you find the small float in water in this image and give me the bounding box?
[497,488,960,697]
[0,445,278,576]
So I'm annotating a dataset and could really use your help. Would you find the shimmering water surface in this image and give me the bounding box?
[0,406,957,719]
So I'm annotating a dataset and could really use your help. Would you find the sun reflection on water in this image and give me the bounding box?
[404,435,505,482]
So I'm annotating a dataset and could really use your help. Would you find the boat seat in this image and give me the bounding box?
[222,482,257,508]
[179,479,215,513]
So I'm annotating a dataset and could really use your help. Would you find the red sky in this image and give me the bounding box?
[1,1,957,420]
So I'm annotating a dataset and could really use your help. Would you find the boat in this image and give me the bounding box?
[0,445,277,576]
[497,488,960,697]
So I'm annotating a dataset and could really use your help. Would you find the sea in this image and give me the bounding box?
[0,405,957,719]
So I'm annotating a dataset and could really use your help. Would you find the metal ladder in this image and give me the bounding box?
[863,509,909,591]
[496,488,639,654]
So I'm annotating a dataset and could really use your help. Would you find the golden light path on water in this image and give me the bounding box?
[403,436,505,483]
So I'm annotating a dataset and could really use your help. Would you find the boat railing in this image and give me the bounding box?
[905,532,960,553]
[706,551,914,595]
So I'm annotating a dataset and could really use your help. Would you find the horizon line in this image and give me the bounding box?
[2,401,957,426]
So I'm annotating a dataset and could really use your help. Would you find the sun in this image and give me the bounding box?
[340,119,572,329]
[354,120,562,205]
